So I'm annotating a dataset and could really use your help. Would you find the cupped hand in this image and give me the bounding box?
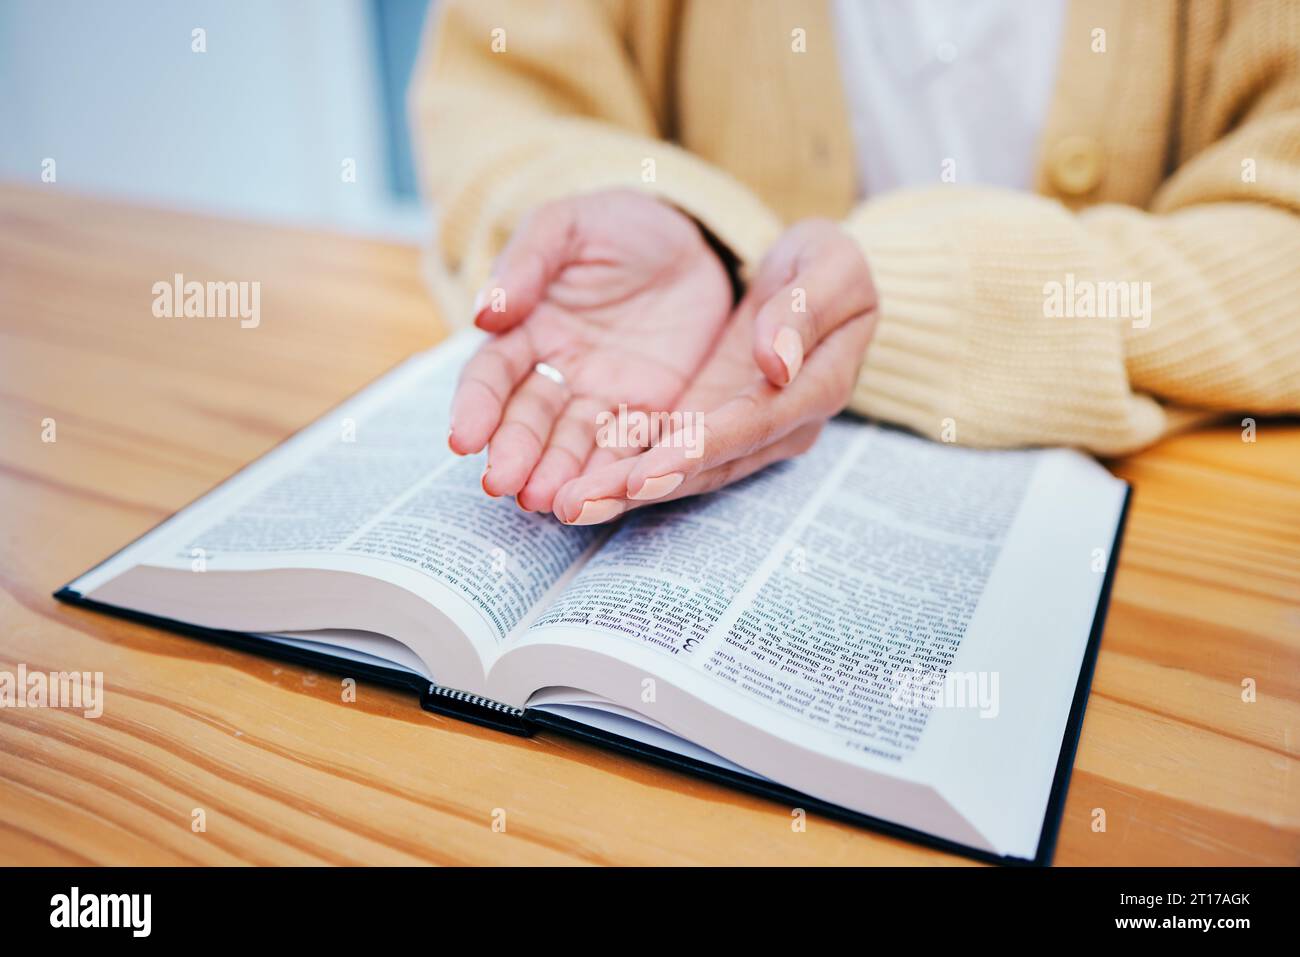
[448,190,734,512]
[548,219,878,525]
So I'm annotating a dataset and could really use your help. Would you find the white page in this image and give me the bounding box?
[526,690,763,778]
[905,449,1125,859]
[497,420,1125,856]
[259,629,433,681]
[73,332,600,671]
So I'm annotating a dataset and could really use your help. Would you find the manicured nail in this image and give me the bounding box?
[570,499,625,525]
[773,326,803,384]
[629,472,684,501]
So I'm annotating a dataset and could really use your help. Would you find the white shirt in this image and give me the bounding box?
[832,0,1067,197]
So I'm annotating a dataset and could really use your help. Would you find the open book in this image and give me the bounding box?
[58,333,1129,864]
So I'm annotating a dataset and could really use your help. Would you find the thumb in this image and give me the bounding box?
[472,201,580,333]
[750,240,874,387]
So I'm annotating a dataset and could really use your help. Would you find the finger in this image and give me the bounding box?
[574,443,644,492]
[553,422,824,525]
[552,311,871,522]
[583,445,637,473]
[449,327,537,455]
[516,396,606,513]
[751,242,875,387]
[580,405,664,475]
[483,368,568,497]
[522,395,655,512]
[623,311,871,501]
[619,388,801,505]
[552,454,640,524]
[552,388,783,522]
[543,419,651,522]
[662,422,824,503]
[473,201,579,333]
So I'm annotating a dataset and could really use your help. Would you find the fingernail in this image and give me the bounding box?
[773,326,803,384]
[629,472,684,501]
[481,466,498,497]
[570,498,625,525]
[448,427,459,453]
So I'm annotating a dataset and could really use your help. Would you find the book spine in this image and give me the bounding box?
[419,683,533,737]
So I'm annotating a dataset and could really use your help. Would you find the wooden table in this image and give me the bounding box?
[1,185,1296,865]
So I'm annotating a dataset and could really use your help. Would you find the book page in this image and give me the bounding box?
[523,421,1032,758]
[498,418,1124,855]
[696,428,1037,762]
[74,333,599,665]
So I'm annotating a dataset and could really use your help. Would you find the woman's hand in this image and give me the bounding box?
[448,189,734,512]
[550,219,878,524]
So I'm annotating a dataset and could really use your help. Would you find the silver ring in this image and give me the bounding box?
[533,362,567,388]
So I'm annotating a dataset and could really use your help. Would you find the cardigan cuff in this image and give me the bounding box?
[842,212,968,443]
[840,188,1168,453]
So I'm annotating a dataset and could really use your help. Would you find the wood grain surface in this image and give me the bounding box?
[1,184,1297,865]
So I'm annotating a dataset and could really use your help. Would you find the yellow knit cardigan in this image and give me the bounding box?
[411,0,1300,454]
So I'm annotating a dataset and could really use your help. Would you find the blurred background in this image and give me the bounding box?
[0,0,433,239]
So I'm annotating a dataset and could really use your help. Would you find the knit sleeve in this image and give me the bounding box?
[841,6,1300,455]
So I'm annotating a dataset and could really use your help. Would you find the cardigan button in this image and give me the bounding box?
[1048,135,1104,196]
